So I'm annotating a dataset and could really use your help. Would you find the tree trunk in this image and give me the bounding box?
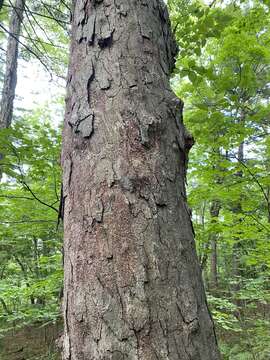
[232,143,244,264]
[0,0,25,129]
[231,141,244,302]
[210,237,218,288]
[209,201,221,290]
[61,1,220,359]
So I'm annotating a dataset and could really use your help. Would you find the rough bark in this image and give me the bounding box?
[61,1,220,359]
[0,0,25,129]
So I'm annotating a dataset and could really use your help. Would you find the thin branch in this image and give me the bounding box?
[0,23,52,77]
[0,194,34,200]
[7,0,54,75]
[2,3,69,25]
[39,0,69,30]
[24,2,57,49]
[231,154,269,206]
[248,214,270,233]
[60,0,71,12]
[0,297,11,314]
[20,178,59,213]
[11,32,65,49]
[9,145,59,213]
[209,0,218,8]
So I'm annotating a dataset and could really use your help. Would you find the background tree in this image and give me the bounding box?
[0,0,25,128]
[171,0,270,357]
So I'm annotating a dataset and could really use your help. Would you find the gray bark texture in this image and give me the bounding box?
[61,1,220,359]
[0,0,25,128]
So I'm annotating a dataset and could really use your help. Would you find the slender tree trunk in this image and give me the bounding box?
[0,0,25,129]
[0,297,10,314]
[210,237,218,287]
[265,155,270,223]
[231,142,244,298]
[61,1,220,359]
[14,256,35,305]
[0,0,25,179]
[209,200,221,290]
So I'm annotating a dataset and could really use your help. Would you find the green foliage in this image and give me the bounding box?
[0,0,66,345]
[207,294,241,332]
[170,0,270,358]
[20,0,70,77]
[0,105,62,333]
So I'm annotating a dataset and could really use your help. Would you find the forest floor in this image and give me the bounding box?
[0,322,61,360]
